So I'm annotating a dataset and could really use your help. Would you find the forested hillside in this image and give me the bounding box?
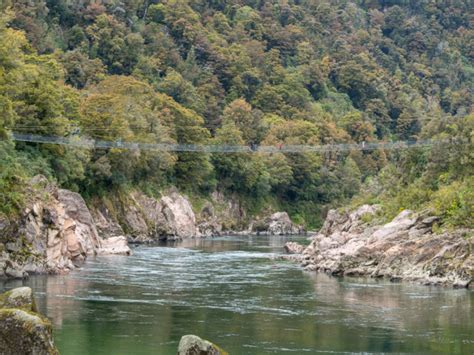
[0,0,472,228]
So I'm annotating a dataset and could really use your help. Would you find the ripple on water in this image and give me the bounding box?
[6,235,472,355]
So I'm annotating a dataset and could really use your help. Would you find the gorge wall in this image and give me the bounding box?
[0,176,301,279]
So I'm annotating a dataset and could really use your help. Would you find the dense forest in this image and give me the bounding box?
[0,0,472,228]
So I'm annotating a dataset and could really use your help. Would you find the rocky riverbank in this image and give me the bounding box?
[285,205,473,288]
[1,175,301,279]
[0,175,131,279]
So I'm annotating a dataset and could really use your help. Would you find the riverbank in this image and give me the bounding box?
[285,205,473,288]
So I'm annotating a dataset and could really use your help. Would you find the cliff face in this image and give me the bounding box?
[0,176,130,279]
[91,190,303,243]
[92,190,201,242]
[286,205,473,288]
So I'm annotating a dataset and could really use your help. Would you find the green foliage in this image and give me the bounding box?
[353,113,474,228]
[212,122,270,197]
[0,141,26,215]
[431,180,474,228]
[0,0,472,229]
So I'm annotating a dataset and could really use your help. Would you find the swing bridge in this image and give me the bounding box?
[9,132,464,154]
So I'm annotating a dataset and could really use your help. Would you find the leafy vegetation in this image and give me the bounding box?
[0,1,472,228]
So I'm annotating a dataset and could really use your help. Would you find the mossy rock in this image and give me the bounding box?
[178,334,228,355]
[0,287,37,312]
[0,287,59,355]
[0,309,59,355]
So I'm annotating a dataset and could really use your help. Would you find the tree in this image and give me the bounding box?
[221,99,263,145]
[80,76,176,187]
[59,50,106,89]
[262,120,322,200]
[212,122,269,196]
[333,53,386,109]
[157,69,205,115]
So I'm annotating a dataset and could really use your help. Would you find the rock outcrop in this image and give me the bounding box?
[287,205,473,288]
[252,212,303,235]
[0,287,59,355]
[284,242,305,254]
[196,202,223,237]
[177,335,227,355]
[159,192,199,239]
[92,190,200,242]
[91,188,303,241]
[0,176,131,279]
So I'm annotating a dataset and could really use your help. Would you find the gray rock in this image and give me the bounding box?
[4,265,26,279]
[0,287,59,355]
[1,175,131,279]
[28,175,49,189]
[160,192,199,238]
[0,287,36,311]
[97,236,131,255]
[284,242,305,254]
[298,206,473,287]
[178,335,226,355]
[253,212,303,235]
[5,242,20,253]
[96,190,201,243]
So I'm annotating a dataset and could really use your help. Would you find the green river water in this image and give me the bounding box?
[1,235,473,354]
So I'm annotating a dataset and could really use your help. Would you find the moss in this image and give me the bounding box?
[360,212,375,224]
[0,287,37,313]
[0,308,59,355]
[186,193,208,214]
[10,237,37,264]
[211,342,229,355]
[0,287,59,354]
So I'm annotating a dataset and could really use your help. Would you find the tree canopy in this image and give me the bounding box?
[0,1,472,228]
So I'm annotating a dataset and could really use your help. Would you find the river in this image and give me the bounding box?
[1,235,473,354]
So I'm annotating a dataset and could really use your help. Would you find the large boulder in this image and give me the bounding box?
[177,335,227,355]
[253,212,303,235]
[97,236,131,255]
[159,192,199,239]
[298,205,473,287]
[0,287,59,355]
[0,287,37,311]
[57,189,101,256]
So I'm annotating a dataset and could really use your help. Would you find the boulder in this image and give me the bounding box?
[284,242,305,254]
[177,335,227,355]
[0,287,59,355]
[253,212,303,235]
[298,206,473,287]
[0,287,37,312]
[159,192,199,239]
[57,189,101,256]
[97,236,131,255]
[95,191,201,243]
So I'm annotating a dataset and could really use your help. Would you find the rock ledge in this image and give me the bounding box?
[286,205,473,287]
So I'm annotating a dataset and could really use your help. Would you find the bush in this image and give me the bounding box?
[431,180,474,228]
[0,142,26,216]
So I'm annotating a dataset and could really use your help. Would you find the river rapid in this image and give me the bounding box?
[1,235,473,354]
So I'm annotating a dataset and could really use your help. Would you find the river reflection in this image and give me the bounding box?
[1,235,473,354]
